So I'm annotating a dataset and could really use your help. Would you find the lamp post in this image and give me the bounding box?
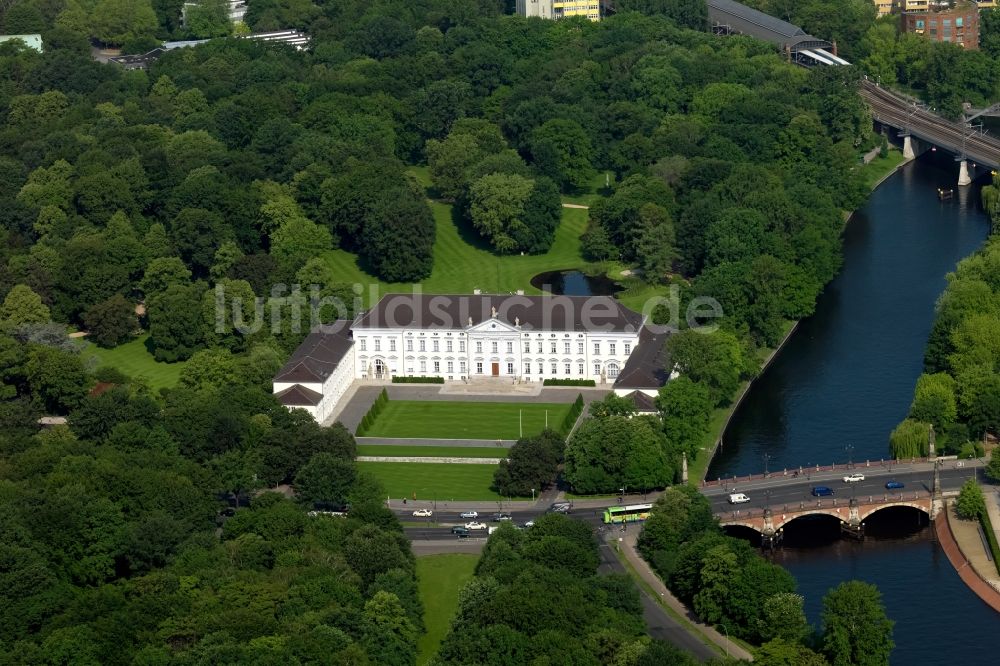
[763,452,771,477]
[846,443,854,469]
[721,624,730,658]
[531,487,535,503]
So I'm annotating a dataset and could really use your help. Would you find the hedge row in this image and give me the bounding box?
[355,388,389,436]
[558,394,586,436]
[391,376,445,384]
[543,378,597,387]
[980,510,1000,576]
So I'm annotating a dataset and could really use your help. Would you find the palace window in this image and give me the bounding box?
[390,339,396,352]
[406,339,413,351]
[433,340,439,352]
[447,340,453,352]
[492,341,498,354]
[447,361,454,373]
[609,343,616,355]
[419,340,426,352]
[624,343,631,356]
[538,363,544,375]
[564,342,570,354]
[578,342,584,354]
[537,341,543,353]
[593,342,600,355]
[550,342,557,354]
[608,362,620,379]
[460,361,467,373]
[578,363,585,375]
[507,341,513,354]
[360,339,367,351]
[524,341,530,353]
[374,338,381,352]
[476,341,483,353]
[434,361,440,373]
[460,341,466,352]
[564,363,571,375]
[594,363,601,375]
[551,362,557,375]
[476,362,483,374]
[524,363,531,374]
[420,360,427,372]
[507,362,514,374]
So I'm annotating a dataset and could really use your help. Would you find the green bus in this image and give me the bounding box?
[602,503,653,524]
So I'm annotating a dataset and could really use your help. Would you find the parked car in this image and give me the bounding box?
[459,510,479,519]
[465,521,487,530]
[885,480,905,490]
[728,493,751,504]
[492,513,513,522]
[843,473,865,483]
[451,526,470,536]
[811,486,835,497]
[412,508,433,517]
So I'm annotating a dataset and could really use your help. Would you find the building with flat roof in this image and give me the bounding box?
[902,1,979,49]
[0,34,42,51]
[517,0,600,20]
[273,293,672,422]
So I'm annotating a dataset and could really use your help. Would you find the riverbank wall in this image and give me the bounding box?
[697,154,910,483]
[935,503,1000,613]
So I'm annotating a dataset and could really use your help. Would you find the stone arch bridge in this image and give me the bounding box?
[717,494,937,546]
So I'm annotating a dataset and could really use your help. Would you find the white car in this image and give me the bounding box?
[412,508,433,517]
[523,520,535,528]
[465,521,487,530]
[728,493,750,504]
[459,510,479,519]
[843,473,865,483]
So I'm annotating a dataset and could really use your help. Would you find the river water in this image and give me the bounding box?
[709,154,1000,663]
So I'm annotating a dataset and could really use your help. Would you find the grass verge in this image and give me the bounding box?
[979,509,1000,576]
[858,148,906,191]
[83,334,185,391]
[322,200,591,306]
[358,461,525,501]
[416,554,479,665]
[364,400,573,440]
[356,445,509,458]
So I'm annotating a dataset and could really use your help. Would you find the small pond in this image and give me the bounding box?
[530,270,622,296]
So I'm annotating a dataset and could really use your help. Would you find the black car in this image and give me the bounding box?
[451,526,471,537]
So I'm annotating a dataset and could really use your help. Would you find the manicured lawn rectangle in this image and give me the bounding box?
[84,334,185,391]
[358,462,516,501]
[356,445,509,458]
[364,401,573,440]
[416,554,479,665]
[323,201,593,306]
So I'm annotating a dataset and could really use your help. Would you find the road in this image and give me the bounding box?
[701,458,986,515]
[860,81,1000,169]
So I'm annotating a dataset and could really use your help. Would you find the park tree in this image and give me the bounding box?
[360,185,435,282]
[821,581,894,666]
[755,639,830,666]
[888,418,929,459]
[83,294,137,348]
[467,173,535,254]
[25,345,90,413]
[987,446,1000,483]
[294,453,357,508]
[492,430,565,497]
[530,118,596,192]
[1,285,50,331]
[147,282,207,362]
[668,329,753,406]
[955,478,986,520]
[565,415,672,494]
[615,0,709,30]
[657,376,712,460]
[757,592,810,644]
[210,448,263,508]
[909,372,958,428]
[91,0,159,45]
[185,0,231,38]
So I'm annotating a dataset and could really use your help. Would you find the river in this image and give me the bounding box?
[709,154,1000,663]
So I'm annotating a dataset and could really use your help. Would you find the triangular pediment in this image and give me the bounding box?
[467,317,520,334]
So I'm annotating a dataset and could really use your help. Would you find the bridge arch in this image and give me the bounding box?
[858,502,930,523]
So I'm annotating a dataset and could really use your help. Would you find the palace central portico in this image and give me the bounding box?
[272,293,672,422]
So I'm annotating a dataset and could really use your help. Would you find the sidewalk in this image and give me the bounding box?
[936,502,1000,613]
[616,532,753,661]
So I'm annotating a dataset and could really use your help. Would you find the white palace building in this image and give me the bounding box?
[272,293,671,422]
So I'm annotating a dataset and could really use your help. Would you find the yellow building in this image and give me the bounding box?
[553,1,601,20]
[517,0,600,21]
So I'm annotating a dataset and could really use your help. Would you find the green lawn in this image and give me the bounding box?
[359,461,518,501]
[356,445,509,458]
[364,401,573,440]
[416,554,479,665]
[858,148,906,191]
[83,334,186,391]
[323,200,592,306]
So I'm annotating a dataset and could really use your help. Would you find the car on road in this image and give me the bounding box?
[459,510,479,519]
[412,508,433,517]
[451,526,470,537]
[843,473,865,483]
[885,480,905,490]
[492,513,512,522]
[465,521,487,530]
[548,502,572,514]
[811,486,835,497]
[728,493,751,504]
[523,520,535,528]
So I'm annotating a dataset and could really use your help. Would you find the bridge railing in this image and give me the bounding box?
[714,490,930,523]
[702,457,934,489]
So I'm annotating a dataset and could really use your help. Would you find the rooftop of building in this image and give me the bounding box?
[613,326,672,390]
[706,0,831,50]
[274,383,324,407]
[273,322,353,384]
[352,293,646,334]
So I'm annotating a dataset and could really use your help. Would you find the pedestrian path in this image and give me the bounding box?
[357,456,502,464]
[358,437,515,447]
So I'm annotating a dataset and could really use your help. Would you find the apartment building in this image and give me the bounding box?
[517,0,601,21]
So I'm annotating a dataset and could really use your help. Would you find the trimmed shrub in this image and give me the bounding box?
[392,376,445,384]
[355,389,389,436]
[558,393,585,436]
[543,378,596,387]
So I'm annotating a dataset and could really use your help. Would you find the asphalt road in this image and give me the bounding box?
[596,538,719,662]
